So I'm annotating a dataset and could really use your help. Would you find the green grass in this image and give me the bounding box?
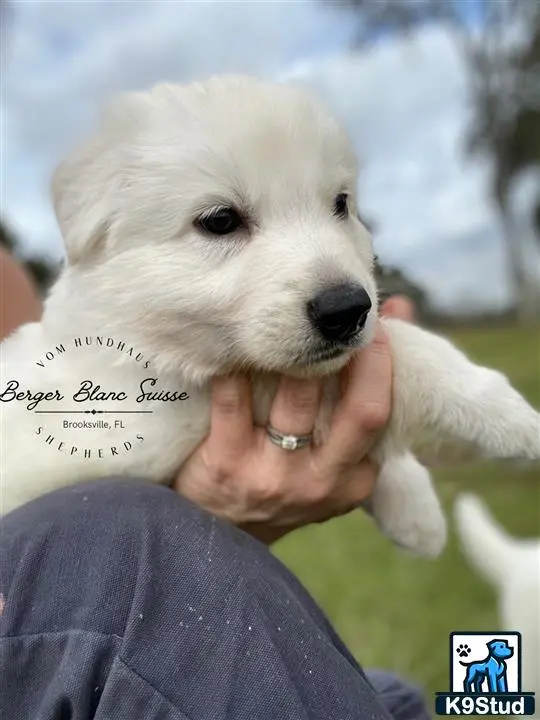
[274,325,540,700]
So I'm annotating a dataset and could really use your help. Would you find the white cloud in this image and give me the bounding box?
[3,1,538,309]
[3,0,350,258]
[283,27,518,309]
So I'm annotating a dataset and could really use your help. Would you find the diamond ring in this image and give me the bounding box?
[265,424,313,452]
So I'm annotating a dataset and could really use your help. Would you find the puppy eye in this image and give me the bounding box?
[196,207,243,236]
[334,193,349,219]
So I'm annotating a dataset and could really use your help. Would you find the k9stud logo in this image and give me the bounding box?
[435,632,535,716]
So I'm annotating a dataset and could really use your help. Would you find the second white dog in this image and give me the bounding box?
[454,493,540,709]
[1,76,539,557]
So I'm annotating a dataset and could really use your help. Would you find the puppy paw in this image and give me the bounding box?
[372,453,447,558]
[384,319,540,464]
[471,370,540,461]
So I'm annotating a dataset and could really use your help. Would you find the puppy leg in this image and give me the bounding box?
[436,364,540,461]
[370,452,447,557]
[383,318,540,463]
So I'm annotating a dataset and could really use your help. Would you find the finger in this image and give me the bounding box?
[208,375,254,460]
[334,461,378,513]
[381,295,415,322]
[268,375,322,439]
[314,461,378,523]
[320,322,392,466]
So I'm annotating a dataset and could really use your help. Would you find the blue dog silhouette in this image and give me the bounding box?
[460,639,514,693]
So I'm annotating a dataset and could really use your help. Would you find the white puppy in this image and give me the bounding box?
[454,493,540,707]
[1,76,539,557]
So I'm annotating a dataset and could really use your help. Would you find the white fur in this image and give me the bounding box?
[1,76,539,557]
[454,494,540,709]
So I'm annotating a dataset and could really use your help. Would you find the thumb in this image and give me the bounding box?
[381,295,415,322]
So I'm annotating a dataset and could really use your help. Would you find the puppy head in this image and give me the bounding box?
[51,75,378,381]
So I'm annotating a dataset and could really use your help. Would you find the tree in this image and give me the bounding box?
[324,0,540,323]
[0,220,60,295]
[375,261,433,322]
[0,220,16,252]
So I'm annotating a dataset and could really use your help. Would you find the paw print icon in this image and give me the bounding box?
[456,644,471,658]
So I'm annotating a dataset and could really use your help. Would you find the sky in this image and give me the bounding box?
[2,0,539,311]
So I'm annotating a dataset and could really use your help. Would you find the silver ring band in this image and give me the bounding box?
[266,424,313,451]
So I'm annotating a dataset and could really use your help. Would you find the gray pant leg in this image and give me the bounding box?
[1,478,401,720]
[367,670,431,720]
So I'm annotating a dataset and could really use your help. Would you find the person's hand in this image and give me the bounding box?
[174,321,391,543]
[174,297,414,544]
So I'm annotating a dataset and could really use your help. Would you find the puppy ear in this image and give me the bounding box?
[52,85,186,265]
[51,137,114,266]
[51,92,146,266]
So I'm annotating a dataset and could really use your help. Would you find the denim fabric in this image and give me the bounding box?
[0,479,430,720]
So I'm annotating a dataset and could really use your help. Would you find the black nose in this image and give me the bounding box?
[307,283,372,343]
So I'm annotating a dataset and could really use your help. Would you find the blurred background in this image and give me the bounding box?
[1,0,539,701]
